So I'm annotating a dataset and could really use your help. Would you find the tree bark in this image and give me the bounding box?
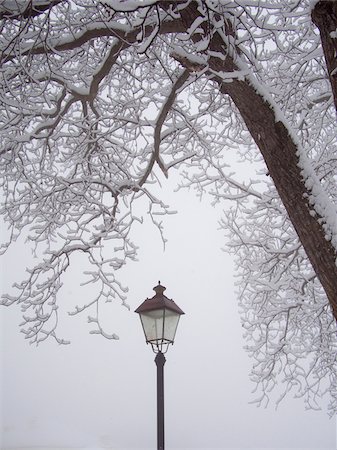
[179,2,337,319]
[221,79,337,319]
[312,1,337,113]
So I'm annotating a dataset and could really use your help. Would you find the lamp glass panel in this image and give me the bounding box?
[140,308,181,343]
[140,309,164,342]
[163,309,180,342]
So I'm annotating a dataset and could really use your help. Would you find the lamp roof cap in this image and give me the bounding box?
[134,281,184,315]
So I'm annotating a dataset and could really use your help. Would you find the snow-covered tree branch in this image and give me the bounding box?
[1,0,337,412]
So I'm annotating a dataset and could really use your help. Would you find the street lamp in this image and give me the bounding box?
[135,282,184,450]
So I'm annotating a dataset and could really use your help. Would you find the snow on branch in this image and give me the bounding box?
[0,0,63,20]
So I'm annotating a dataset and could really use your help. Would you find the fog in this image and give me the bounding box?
[0,172,335,449]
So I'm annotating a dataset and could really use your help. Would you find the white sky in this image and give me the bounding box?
[0,169,336,450]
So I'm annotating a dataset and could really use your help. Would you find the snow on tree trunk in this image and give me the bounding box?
[222,78,337,319]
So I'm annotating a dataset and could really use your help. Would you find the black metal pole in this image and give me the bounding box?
[155,351,166,450]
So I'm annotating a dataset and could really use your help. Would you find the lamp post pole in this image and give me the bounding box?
[135,282,184,450]
[155,351,166,450]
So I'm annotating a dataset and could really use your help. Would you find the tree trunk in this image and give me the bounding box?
[179,2,337,319]
[312,1,337,113]
[221,79,337,319]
